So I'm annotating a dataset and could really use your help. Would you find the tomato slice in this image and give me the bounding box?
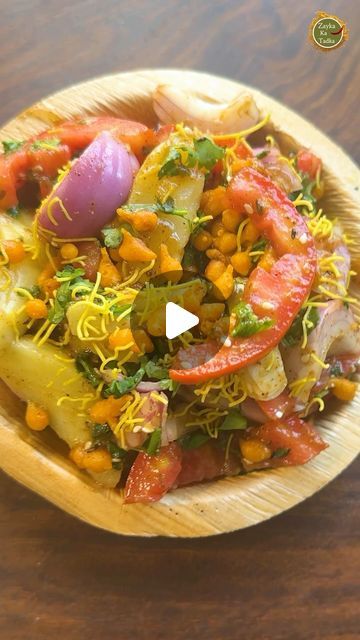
[257,391,295,421]
[124,443,182,504]
[48,117,157,161]
[176,441,240,487]
[245,415,327,466]
[0,151,28,209]
[27,143,71,178]
[296,149,322,180]
[170,167,317,384]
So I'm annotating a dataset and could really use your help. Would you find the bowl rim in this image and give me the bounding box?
[0,68,359,537]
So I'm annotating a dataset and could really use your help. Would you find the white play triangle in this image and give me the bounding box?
[165,302,199,340]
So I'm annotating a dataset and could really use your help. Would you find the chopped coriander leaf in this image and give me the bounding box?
[193,137,225,170]
[111,303,132,318]
[256,149,269,159]
[75,353,102,388]
[155,196,188,217]
[181,430,210,450]
[91,423,112,443]
[6,206,20,218]
[158,378,177,392]
[16,284,42,298]
[329,362,343,378]
[158,147,187,178]
[102,227,122,249]
[2,140,23,154]
[231,301,273,338]
[271,447,290,459]
[281,307,319,348]
[104,368,145,398]
[158,138,224,178]
[55,265,85,281]
[48,281,71,324]
[30,137,60,151]
[144,360,168,380]
[219,410,247,431]
[145,428,162,455]
[107,441,127,469]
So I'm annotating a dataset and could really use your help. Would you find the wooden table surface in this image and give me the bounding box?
[0,1,359,638]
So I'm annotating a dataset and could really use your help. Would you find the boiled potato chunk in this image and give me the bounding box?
[0,213,44,349]
[128,132,204,262]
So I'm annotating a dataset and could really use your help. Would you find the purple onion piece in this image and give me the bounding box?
[38,131,136,239]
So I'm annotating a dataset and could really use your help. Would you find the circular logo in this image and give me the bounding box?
[310,13,348,51]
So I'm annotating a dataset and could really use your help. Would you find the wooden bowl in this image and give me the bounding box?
[0,69,359,537]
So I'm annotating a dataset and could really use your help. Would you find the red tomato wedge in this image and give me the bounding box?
[257,391,295,421]
[124,443,182,504]
[1,117,158,209]
[296,149,322,180]
[47,117,158,161]
[245,415,327,466]
[176,441,240,487]
[170,167,317,384]
[0,150,28,209]
[27,143,71,178]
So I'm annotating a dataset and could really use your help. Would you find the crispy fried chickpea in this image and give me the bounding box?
[200,186,231,217]
[25,298,48,319]
[60,243,78,260]
[242,220,260,245]
[331,378,357,402]
[205,259,226,283]
[70,445,113,473]
[222,208,244,232]
[3,239,25,264]
[25,402,49,431]
[240,439,272,463]
[191,230,213,252]
[231,251,251,276]
[214,232,238,254]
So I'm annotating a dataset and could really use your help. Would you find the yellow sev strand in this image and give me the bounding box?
[236,217,250,250]
[212,113,270,142]
[310,352,330,369]
[0,267,12,292]
[289,376,317,398]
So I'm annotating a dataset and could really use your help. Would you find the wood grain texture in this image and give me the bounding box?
[0,1,359,638]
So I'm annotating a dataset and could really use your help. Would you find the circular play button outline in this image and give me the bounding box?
[129,269,230,365]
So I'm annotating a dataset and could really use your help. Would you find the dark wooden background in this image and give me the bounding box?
[0,1,359,639]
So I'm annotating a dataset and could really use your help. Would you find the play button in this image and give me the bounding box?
[165,302,199,339]
[129,269,230,363]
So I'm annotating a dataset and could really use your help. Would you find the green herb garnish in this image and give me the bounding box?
[271,447,290,459]
[145,429,162,455]
[75,353,102,388]
[193,137,225,170]
[102,227,122,249]
[144,360,168,380]
[107,441,127,469]
[231,301,273,338]
[16,284,42,298]
[2,140,23,154]
[181,430,210,450]
[30,137,60,151]
[48,281,72,324]
[104,368,145,398]
[158,137,224,178]
[281,307,319,348]
[6,206,20,218]
[219,410,247,431]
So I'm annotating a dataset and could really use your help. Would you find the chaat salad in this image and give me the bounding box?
[0,86,358,503]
